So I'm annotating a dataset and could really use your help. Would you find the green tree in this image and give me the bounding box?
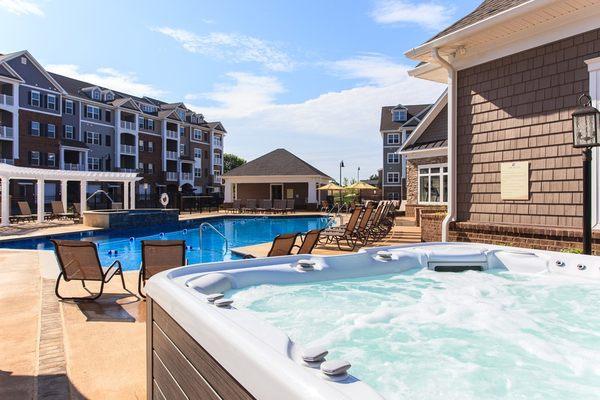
[223,153,246,173]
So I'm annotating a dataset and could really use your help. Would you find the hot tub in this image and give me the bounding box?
[82,208,179,228]
[145,243,600,399]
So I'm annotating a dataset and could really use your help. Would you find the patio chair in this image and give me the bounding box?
[51,240,126,301]
[272,199,286,213]
[320,201,330,212]
[243,199,257,213]
[350,203,376,247]
[51,201,77,220]
[267,232,300,257]
[294,229,322,255]
[285,199,295,213]
[319,206,363,250]
[18,201,41,222]
[138,240,187,298]
[230,199,242,213]
[258,199,272,213]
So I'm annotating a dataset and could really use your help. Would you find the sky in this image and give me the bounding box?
[0,0,480,180]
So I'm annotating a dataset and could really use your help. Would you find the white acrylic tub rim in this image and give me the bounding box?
[145,242,600,400]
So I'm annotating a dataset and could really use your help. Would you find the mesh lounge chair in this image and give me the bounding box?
[243,199,257,213]
[230,199,242,213]
[138,240,187,298]
[272,199,286,213]
[285,199,295,213]
[51,240,126,301]
[350,203,376,248]
[18,201,38,222]
[258,199,272,213]
[294,229,322,254]
[51,201,77,220]
[267,233,300,257]
[320,206,364,250]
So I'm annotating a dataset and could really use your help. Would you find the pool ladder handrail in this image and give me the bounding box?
[199,222,229,253]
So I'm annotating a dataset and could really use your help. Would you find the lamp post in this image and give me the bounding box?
[357,166,360,181]
[572,94,600,255]
[339,160,345,205]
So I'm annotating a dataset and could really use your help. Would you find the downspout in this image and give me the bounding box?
[431,48,457,242]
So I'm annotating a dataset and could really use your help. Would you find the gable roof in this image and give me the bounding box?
[380,103,431,132]
[0,61,23,81]
[1,50,66,93]
[205,122,226,133]
[224,148,330,178]
[400,91,448,153]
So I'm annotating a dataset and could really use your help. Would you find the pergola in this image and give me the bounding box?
[0,164,141,226]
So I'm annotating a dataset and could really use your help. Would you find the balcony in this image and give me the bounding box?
[166,130,178,139]
[166,171,178,181]
[166,150,178,160]
[213,175,222,184]
[180,172,193,182]
[120,120,137,131]
[0,126,13,139]
[120,144,136,155]
[0,158,14,165]
[214,157,222,166]
[119,168,139,173]
[64,163,84,171]
[213,138,223,148]
[0,94,14,107]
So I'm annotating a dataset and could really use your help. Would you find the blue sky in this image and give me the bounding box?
[0,0,479,179]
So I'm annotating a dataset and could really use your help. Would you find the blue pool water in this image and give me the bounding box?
[0,216,330,270]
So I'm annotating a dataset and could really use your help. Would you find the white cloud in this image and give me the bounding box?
[189,55,445,178]
[152,27,294,72]
[45,64,166,98]
[0,0,43,16]
[370,0,454,30]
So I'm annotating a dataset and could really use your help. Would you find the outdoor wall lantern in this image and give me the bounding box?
[572,94,600,254]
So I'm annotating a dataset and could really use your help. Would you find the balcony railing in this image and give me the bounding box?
[213,175,222,184]
[166,130,178,139]
[120,120,137,131]
[214,157,222,165]
[166,150,178,160]
[119,168,139,173]
[213,138,223,148]
[166,171,178,181]
[0,94,14,106]
[0,126,13,139]
[120,144,136,155]
[64,163,84,171]
[180,172,193,181]
[0,158,14,165]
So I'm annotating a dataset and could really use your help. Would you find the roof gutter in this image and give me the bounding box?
[431,48,456,243]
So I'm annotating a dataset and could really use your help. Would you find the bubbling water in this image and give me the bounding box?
[230,270,600,400]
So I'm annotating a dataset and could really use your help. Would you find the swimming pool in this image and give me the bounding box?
[0,215,330,270]
[145,243,600,400]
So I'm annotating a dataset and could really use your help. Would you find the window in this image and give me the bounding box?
[138,117,145,129]
[31,121,40,136]
[387,153,400,164]
[105,135,111,147]
[85,131,101,145]
[47,95,56,110]
[138,162,144,170]
[180,144,185,155]
[92,89,100,100]
[148,163,154,173]
[387,172,400,184]
[194,148,202,158]
[141,104,156,113]
[88,157,100,171]
[139,139,144,151]
[105,92,114,101]
[179,126,185,136]
[46,124,56,138]
[147,142,154,152]
[193,129,202,141]
[64,125,74,139]
[418,165,448,204]
[47,153,55,167]
[178,110,185,120]
[194,167,202,178]
[387,192,399,200]
[21,56,27,65]
[387,133,400,145]
[30,151,40,166]
[30,91,40,107]
[147,119,154,130]
[105,110,111,123]
[85,105,100,120]
[64,100,74,114]
[392,109,407,122]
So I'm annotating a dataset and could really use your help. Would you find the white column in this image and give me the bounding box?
[1,177,10,226]
[60,180,68,213]
[80,180,87,213]
[586,57,600,228]
[307,180,317,204]
[59,148,64,170]
[36,178,44,223]
[83,151,88,171]
[210,128,215,174]
[224,180,233,203]
[115,110,121,168]
[162,120,167,171]
[123,181,129,209]
[12,85,19,161]
[129,181,136,209]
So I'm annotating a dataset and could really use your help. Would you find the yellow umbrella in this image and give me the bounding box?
[318,182,344,191]
[345,181,377,190]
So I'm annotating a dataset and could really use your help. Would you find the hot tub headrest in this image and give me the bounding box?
[425,246,487,263]
[187,273,233,294]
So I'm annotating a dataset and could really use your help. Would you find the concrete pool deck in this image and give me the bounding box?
[0,216,420,399]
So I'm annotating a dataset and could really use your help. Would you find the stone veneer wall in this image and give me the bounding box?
[405,155,448,219]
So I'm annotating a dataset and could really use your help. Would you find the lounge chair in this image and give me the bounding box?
[285,199,295,213]
[51,240,126,301]
[294,229,322,254]
[319,206,363,250]
[267,233,300,257]
[243,199,257,213]
[230,199,242,213]
[350,203,377,247]
[51,201,77,220]
[18,201,42,222]
[258,199,272,213]
[138,240,186,298]
[272,199,286,213]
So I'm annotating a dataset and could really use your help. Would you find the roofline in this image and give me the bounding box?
[399,90,448,152]
[398,146,448,156]
[0,61,25,82]
[3,50,68,94]
[223,174,331,180]
[404,0,552,61]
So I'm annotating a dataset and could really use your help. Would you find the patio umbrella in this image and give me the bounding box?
[345,181,377,190]
[318,182,345,207]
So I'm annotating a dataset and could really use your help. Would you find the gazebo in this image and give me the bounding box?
[0,164,141,226]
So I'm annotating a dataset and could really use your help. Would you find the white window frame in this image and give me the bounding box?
[139,139,144,151]
[30,91,40,107]
[392,109,407,122]
[147,141,154,153]
[92,89,101,100]
[31,151,40,166]
[31,121,40,136]
[387,172,400,184]
[148,163,154,173]
[47,124,56,138]
[47,153,55,167]
[47,94,56,110]
[88,157,100,171]
[147,119,154,130]
[387,153,400,164]
[86,131,101,145]
[387,133,400,145]
[387,192,399,200]
[194,148,202,159]
[193,129,202,141]
[180,143,185,155]
[86,105,100,120]
[105,92,114,101]
[194,167,202,178]
[64,125,74,139]
[417,163,448,205]
[65,99,74,114]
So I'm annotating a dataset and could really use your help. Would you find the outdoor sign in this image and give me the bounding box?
[501,161,529,200]
[160,193,170,208]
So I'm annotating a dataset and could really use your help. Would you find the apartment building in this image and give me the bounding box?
[0,50,225,205]
[379,103,432,201]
